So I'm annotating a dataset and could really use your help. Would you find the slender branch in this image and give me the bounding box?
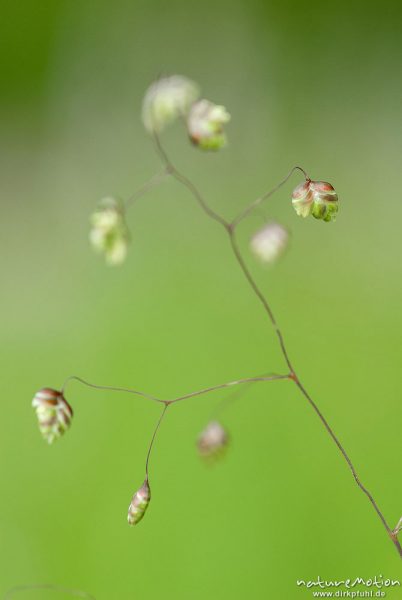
[209,371,278,419]
[168,374,289,404]
[61,375,163,404]
[61,374,289,406]
[151,135,402,558]
[153,133,230,230]
[125,168,170,210]
[3,584,96,600]
[231,165,309,228]
[145,404,169,481]
[294,380,394,535]
[62,374,290,485]
[228,230,294,373]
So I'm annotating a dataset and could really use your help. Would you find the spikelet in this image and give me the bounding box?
[187,99,231,150]
[32,388,73,444]
[197,421,229,461]
[142,75,200,133]
[250,222,289,265]
[127,480,151,526]
[292,179,339,222]
[89,197,129,265]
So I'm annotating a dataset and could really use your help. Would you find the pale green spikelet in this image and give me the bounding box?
[187,99,231,150]
[127,480,151,526]
[250,222,289,265]
[310,181,339,222]
[32,388,73,444]
[292,179,338,222]
[89,197,130,265]
[142,75,200,133]
[197,421,229,461]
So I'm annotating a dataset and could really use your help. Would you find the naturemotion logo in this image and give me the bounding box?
[297,575,400,597]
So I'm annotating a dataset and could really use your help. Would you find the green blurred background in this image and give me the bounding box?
[2,0,402,598]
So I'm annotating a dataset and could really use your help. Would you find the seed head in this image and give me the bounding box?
[142,75,200,133]
[127,480,151,526]
[250,222,289,265]
[197,421,229,461]
[89,197,129,265]
[292,179,338,222]
[187,99,231,150]
[32,388,73,444]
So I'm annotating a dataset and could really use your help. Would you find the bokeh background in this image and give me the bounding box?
[2,0,402,598]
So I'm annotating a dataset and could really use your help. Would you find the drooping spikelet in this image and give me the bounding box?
[89,197,130,266]
[32,388,73,444]
[142,75,200,133]
[127,480,151,526]
[250,222,289,265]
[187,99,231,150]
[197,421,229,461]
[292,179,339,222]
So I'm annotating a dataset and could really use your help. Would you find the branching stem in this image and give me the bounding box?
[150,132,402,558]
[62,374,288,406]
[61,128,402,558]
[153,134,230,229]
[62,374,288,482]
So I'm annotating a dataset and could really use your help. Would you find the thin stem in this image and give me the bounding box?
[153,133,230,230]
[145,404,169,481]
[295,378,402,558]
[293,381,390,530]
[151,135,402,558]
[228,229,294,373]
[229,222,400,553]
[4,584,96,600]
[209,371,278,419]
[125,168,170,210]
[61,374,286,408]
[231,165,309,228]
[168,374,290,405]
[61,375,164,405]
